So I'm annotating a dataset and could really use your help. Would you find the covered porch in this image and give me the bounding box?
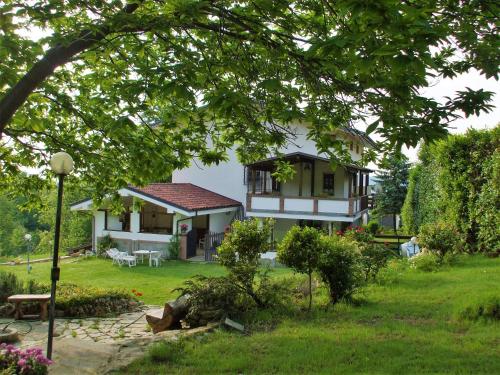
[71,183,242,259]
[244,152,371,219]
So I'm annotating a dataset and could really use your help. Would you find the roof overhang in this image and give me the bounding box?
[245,152,373,172]
[70,187,241,217]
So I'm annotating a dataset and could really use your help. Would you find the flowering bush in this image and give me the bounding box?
[180,224,188,233]
[0,344,52,375]
[338,225,373,243]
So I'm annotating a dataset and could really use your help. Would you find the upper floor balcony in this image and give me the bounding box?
[244,152,371,221]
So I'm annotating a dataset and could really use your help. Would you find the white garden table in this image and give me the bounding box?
[133,250,160,266]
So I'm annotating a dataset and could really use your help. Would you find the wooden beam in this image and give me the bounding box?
[310,160,315,196]
[251,169,256,194]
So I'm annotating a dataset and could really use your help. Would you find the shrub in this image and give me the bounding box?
[366,220,380,235]
[0,345,52,375]
[317,236,364,305]
[457,295,499,321]
[0,271,24,303]
[54,283,139,317]
[341,225,373,243]
[359,242,393,281]
[217,218,273,307]
[419,221,464,257]
[168,234,180,259]
[175,275,246,327]
[408,252,440,272]
[278,226,322,310]
[96,234,117,257]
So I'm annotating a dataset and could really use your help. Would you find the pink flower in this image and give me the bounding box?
[18,359,27,367]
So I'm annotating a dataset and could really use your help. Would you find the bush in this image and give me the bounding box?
[96,234,117,257]
[0,271,24,303]
[217,218,273,307]
[419,221,464,257]
[168,234,180,259]
[176,275,246,327]
[341,225,373,243]
[317,236,364,305]
[278,226,322,310]
[457,295,499,321]
[408,252,440,272]
[54,283,139,317]
[359,242,393,281]
[366,220,380,235]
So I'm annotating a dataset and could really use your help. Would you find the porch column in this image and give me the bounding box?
[298,161,303,196]
[359,171,364,196]
[130,209,140,233]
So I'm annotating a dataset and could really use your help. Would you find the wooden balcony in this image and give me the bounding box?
[246,193,369,218]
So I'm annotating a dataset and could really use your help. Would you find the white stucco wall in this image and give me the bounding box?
[172,147,247,204]
[209,211,233,233]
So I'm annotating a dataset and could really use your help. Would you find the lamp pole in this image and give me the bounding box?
[47,152,74,360]
[24,234,32,274]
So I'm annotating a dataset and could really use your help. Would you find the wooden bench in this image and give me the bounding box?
[7,294,51,321]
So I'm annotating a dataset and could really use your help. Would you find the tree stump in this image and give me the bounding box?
[146,294,190,334]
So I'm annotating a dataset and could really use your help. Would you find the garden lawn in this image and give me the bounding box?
[0,257,289,304]
[115,255,499,374]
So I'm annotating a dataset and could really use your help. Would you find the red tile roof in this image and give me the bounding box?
[128,183,241,212]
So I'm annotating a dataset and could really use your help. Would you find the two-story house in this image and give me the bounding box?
[71,123,375,258]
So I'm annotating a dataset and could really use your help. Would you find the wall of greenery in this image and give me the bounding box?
[402,126,499,252]
[0,178,92,257]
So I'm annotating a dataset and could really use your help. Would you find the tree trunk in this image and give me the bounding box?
[146,294,190,334]
[308,272,312,311]
[0,2,142,136]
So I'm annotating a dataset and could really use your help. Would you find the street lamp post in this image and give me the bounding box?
[47,152,74,360]
[24,233,32,274]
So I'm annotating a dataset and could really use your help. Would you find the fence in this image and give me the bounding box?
[204,231,225,262]
[373,234,413,255]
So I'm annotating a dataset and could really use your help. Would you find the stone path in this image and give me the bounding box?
[1,307,218,374]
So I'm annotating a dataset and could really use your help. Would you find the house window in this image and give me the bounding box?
[323,173,335,195]
[104,210,130,231]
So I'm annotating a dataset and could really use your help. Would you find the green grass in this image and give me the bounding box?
[0,257,289,304]
[114,255,500,374]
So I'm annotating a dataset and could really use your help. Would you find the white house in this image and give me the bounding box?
[172,123,375,240]
[71,184,242,258]
[71,123,375,258]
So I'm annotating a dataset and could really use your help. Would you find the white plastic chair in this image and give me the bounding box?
[118,251,137,267]
[149,252,161,267]
[106,248,120,265]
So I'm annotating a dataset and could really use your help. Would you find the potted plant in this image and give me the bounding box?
[180,224,188,234]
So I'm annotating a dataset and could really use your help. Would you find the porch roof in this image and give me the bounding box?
[128,183,241,212]
[70,183,241,214]
[245,152,373,172]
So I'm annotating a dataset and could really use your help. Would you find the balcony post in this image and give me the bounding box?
[298,161,303,196]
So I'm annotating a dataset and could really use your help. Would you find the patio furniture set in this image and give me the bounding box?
[105,248,162,267]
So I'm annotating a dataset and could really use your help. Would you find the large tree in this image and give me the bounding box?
[0,0,498,198]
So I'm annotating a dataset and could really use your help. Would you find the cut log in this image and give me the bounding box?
[146,294,190,334]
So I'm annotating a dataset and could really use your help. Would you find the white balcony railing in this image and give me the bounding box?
[247,194,368,217]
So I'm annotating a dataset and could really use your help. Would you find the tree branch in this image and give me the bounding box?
[0,2,143,137]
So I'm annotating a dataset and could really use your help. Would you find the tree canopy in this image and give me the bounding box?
[0,0,498,198]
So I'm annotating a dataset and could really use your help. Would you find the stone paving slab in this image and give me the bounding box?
[2,308,218,374]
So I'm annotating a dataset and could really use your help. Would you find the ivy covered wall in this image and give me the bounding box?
[402,126,499,252]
